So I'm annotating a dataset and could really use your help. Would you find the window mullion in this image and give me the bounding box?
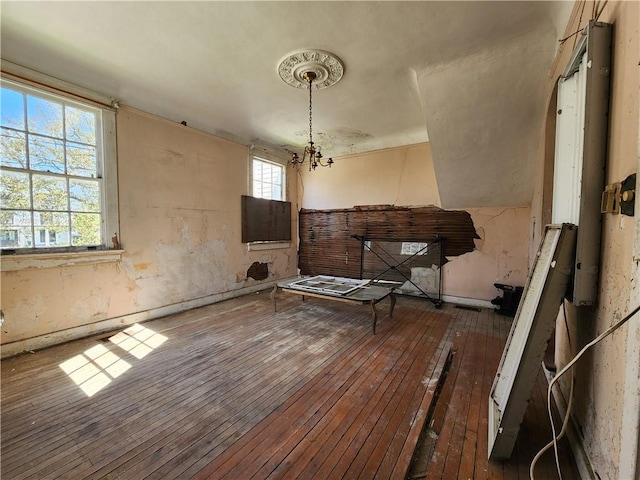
[29,173,35,249]
[23,89,35,247]
[66,177,72,246]
[62,105,71,247]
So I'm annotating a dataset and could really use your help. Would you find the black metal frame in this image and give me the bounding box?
[351,234,443,308]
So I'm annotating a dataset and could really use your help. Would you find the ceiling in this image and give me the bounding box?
[0,1,574,208]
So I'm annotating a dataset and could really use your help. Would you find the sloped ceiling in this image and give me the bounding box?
[0,1,574,208]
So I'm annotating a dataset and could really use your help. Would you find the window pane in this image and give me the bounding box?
[0,210,32,248]
[71,212,100,246]
[65,106,96,144]
[27,95,63,137]
[262,163,272,180]
[70,179,100,212]
[252,158,284,201]
[0,170,31,209]
[1,88,25,129]
[29,135,65,173]
[67,143,97,177]
[33,174,67,210]
[1,128,27,168]
[35,211,69,247]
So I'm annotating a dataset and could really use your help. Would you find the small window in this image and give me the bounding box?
[1,229,18,248]
[0,78,117,252]
[252,157,284,201]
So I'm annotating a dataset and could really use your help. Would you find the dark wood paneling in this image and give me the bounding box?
[299,205,479,277]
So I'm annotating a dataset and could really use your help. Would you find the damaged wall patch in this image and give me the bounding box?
[247,262,269,281]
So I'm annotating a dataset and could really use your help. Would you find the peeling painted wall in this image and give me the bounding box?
[1,106,298,348]
[531,2,640,479]
[298,143,531,302]
[444,206,531,301]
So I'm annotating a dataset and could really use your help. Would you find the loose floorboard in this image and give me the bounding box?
[1,290,579,479]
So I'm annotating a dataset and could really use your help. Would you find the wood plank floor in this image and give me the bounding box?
[1,290,579,479]
[407,306,579,480]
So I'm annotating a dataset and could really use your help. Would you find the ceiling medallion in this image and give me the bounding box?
[278,50,344,171]
[277,49,344,90]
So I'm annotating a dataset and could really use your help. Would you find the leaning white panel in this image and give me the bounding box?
[488,223,577,459]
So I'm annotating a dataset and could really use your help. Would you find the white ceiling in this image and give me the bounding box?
[0,1,573,208]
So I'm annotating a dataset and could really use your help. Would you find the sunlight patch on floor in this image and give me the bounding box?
[109,323,168,359]
[59,323,167,397]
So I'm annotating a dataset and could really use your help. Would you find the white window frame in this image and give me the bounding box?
[251,155,286,201]
[0,61,121,270]
[246,152,290,250]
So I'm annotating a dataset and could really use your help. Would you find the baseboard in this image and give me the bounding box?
[543,366,595,480]
[1,281,278,359]
[441,294,494,309]
[392,290,494,310]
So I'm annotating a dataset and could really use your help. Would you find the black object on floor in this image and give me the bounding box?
[491,283,524,317]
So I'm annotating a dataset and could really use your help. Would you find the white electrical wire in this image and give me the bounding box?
[549,368,574,479]
[529,304,575,480]
[529,304,640,480]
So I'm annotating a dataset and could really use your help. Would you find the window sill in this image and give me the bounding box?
[246,242,291,252]
[1,249,125,272]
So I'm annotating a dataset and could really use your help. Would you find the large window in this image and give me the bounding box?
[252,157,284,201]
[0,79,115,252]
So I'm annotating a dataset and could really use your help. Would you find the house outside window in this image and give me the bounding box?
[0,77,117,253]
[252,156,284,201]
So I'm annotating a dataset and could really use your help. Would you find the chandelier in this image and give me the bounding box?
[278,50,344,171]
[291,71,333,170]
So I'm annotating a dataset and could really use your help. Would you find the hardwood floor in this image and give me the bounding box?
[1,290,578,479]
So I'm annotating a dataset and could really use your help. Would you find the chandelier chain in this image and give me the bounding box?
[289,69,333,171]
[308,79,313,145]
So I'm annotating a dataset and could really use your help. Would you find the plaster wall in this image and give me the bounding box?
[298,144,531,302]
[298,143,441,210]
[443,206,531,301]
[530,2,640,478]
[1,106,298,351]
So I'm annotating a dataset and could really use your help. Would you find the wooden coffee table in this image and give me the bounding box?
[271,276,397,334]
